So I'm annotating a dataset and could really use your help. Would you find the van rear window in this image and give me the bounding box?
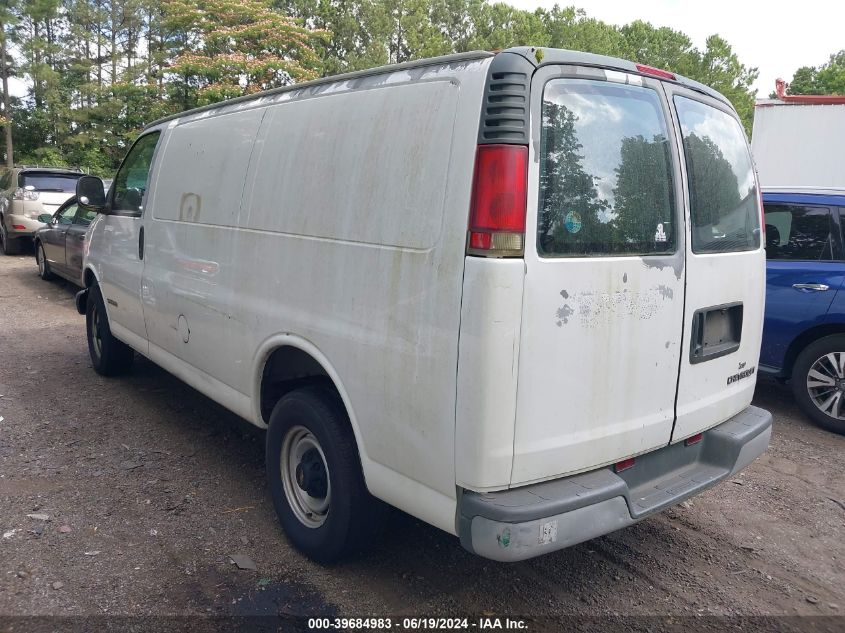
[537,79,676,257]
[674,97,760,253]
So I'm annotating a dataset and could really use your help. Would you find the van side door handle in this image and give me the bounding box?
[139,226,145,260]
[792,283,829,291]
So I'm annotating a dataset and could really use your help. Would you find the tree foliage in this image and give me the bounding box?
[787,50,845,96]
[0,0,760,174]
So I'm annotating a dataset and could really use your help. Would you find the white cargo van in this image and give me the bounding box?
[74,47,771,562]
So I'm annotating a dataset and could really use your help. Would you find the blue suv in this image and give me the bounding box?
[761,187,845,434]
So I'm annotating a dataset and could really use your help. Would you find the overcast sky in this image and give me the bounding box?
[505,0,842,96]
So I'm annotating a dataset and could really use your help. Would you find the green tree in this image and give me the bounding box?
[167,0,325,104]
[692,35,757,135]
[788,50,845,95]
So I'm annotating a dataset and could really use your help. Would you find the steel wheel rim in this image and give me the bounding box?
[806,352,845,420]
[280,425,331,528]
[37,246,45,275]
[90,303,102,358]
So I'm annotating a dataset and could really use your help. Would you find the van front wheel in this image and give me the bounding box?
[793,335,845,435]
[86,283,135,376]
[266,386,382,562]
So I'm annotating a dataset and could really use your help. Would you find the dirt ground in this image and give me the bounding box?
[1,250,844,630]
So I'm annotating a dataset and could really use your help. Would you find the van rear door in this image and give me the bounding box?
[666,86,765,441]
[512,66,687,486]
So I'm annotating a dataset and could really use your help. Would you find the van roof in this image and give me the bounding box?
[144,50,495,130]
[144,46,732,131]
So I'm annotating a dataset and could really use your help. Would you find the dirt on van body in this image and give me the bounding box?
[0,252,843,631]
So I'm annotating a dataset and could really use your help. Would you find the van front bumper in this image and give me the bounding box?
[457,405,772,562]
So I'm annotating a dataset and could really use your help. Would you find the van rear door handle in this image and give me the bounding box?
[792,283,830,291]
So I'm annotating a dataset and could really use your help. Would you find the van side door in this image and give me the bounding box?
[93,131,162,350]
[761,198,844,371]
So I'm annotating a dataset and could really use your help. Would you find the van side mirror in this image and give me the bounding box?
[76,176,107,213]
[37,213,53,223]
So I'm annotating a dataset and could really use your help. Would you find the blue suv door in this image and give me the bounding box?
[761,197,845,372]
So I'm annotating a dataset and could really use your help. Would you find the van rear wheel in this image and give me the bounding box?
[792,335,845,435]
[265,386,383,562]
[86,283,135,376]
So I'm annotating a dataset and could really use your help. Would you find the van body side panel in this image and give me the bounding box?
[455,257,524,491]
[242,67,490,527]
[511,65,687,486]
[666,85,766,442]
[141,108,266,394]
[136,59,491,534]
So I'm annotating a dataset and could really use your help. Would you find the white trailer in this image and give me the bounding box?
[752,80,845,188]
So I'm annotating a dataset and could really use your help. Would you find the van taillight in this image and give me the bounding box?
[467,144,527,257]
[635,64,676,81]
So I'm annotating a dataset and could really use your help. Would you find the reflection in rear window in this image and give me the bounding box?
[19,172,81,193]
[537,79,676,257]
[674,97,760,253]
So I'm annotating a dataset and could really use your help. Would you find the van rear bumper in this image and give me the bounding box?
[457,405,772,562]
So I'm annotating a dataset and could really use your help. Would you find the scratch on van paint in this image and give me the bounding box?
[556,287,670,328]
[555,304,574,326]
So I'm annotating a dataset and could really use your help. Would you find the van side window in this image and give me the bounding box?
[111,132,161,215]
[764,204,833,261]
[537,79,676,257]
[674,96,760,253]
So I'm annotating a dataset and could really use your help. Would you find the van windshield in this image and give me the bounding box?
[537,78,677,257]
[674,96,760,253]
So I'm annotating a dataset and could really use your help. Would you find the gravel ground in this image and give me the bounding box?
[0,250,843,631]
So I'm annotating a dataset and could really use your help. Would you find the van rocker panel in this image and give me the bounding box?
[458,405,771,562]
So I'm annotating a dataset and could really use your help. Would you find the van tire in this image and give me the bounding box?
[265,386,383,563]
[792,335,845,435]
[86,283,134,376]
[36,242,53,280]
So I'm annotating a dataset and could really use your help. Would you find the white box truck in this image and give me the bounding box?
[72,47,771,562]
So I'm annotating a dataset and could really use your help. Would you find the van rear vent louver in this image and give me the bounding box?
[477,52,534,145]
